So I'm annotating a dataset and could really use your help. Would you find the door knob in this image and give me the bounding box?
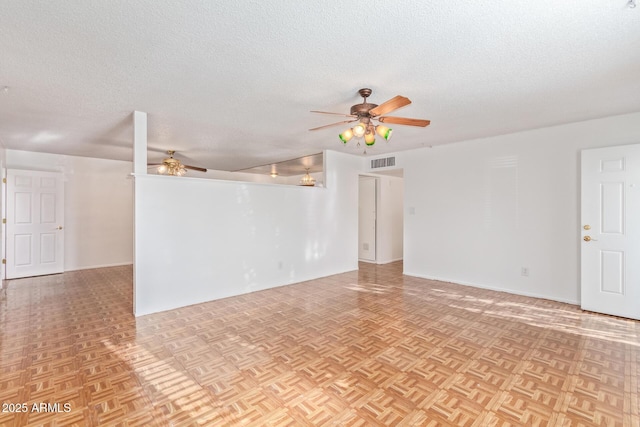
[583,236,597,242]
[583,225,591,230]
[57,226,63,230]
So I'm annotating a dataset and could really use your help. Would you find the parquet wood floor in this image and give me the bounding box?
[0,262,638,426]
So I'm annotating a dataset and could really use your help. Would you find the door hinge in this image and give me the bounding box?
[2,178,5,184]
[2,218,5,224]
[2,259,5,264]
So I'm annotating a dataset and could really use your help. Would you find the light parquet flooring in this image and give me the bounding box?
[0,262,639,426]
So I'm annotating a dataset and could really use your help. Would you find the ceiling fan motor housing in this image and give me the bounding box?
[350,103,378,118]
[351,88,377,119]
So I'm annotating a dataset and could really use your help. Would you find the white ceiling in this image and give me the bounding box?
[1,1,639,172]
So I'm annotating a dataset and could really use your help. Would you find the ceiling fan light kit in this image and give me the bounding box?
[376,125,392,141]
[157,152,188,176]
[311,88,429,154]
[149,150,207,176]
[352,122,367,138]
[338,128,354,143]
[364,130,376,146]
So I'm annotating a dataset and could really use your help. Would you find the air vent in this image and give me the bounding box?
[371,157,396,169]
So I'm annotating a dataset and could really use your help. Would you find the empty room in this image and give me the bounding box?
[1,1,639,426]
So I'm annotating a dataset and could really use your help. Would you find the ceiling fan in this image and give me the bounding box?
[310,88,430,151]
[147,150,207,176]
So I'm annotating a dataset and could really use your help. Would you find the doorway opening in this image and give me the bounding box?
[358,170,404,264]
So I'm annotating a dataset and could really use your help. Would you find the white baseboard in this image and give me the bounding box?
[64,262,133,272]
[358,258,403,265]
[403,271,580,306]
[378,257,403,265]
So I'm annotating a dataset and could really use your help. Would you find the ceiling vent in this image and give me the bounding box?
[371,156,396,169]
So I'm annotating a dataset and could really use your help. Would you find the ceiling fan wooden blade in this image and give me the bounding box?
[378,116,431,127]
[369,95,411,117]
[184,165,207,172]
[311,110,357,118]
[147,163,163,166]
[309,119,357,131]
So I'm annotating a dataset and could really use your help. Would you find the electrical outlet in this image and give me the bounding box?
[521,267,529,277]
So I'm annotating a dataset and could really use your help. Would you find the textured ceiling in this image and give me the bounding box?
[1,0,639,172]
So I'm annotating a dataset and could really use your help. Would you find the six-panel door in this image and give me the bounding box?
[581,144,640,320]
[6,169,64,279]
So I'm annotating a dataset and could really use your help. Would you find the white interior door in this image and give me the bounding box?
[359,176,377,262]
[581,144,640,320]
[6,170,65,279]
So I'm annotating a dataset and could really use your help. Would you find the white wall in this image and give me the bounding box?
[181,168,324,187]
[5,150,134,271]
[134,150,360,316]
[198,169,279,183]
[384,111,640,304]
[0,146,5,285]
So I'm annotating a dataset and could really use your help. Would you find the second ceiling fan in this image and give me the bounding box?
[148,150,207,176]
[310,88,430,151]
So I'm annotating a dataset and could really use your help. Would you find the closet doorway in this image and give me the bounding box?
[358,171,404,264]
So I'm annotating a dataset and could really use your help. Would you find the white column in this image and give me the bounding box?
[132,110,147,315]
[133,111,147,175]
